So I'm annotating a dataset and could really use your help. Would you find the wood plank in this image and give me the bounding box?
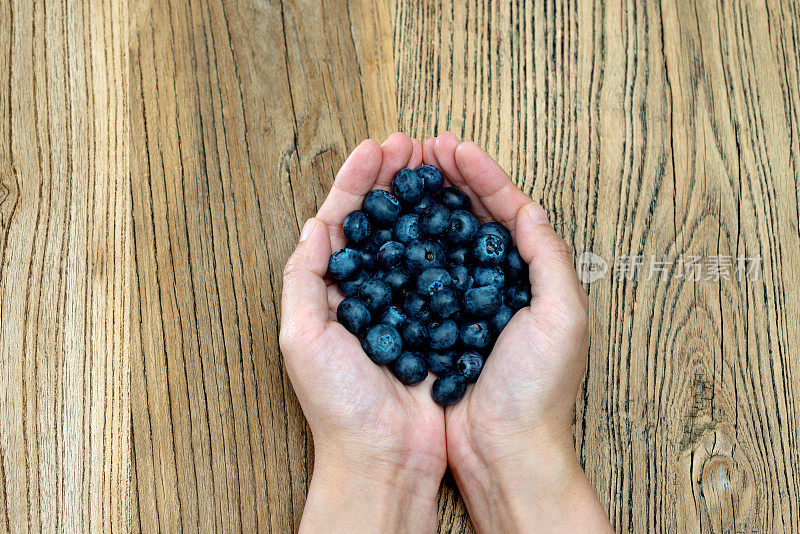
[0,0,130,531]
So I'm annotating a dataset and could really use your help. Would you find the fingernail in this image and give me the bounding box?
[299,218,316,242]
[525,203,550,224]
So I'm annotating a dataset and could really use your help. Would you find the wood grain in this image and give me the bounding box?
[0,0,131,531]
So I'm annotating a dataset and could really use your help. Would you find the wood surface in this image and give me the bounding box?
[2,0,799,532]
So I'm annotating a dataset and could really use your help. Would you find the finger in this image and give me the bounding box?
[515,203,587,312]
[435,133,492,220]
[454,141,532,234]
[375,132,415,188]
[317,140,382,249]
[422,137,452,187]
[409,137,423,168]
[281,218,333,347]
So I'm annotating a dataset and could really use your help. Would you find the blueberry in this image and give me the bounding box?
[328,248,363,280]
[430,289,459,318]
[437,187,470,210]
[368,228,393,249]
[394,214,420,244]
[449,265,474,293]
[473,266,505,288]
[378,241,405,269]
[448,247,470,265]
[489,305,514,334]
[391,351,428,385]
[338,270,369,297]
[456,351,484,382]
[472,234,507,266]
[431,373,467,405]
[460,319,491,349]
[419,203,451,236]
[464,286,502,317]
[506,285,531,311]
[478,222,512,248]
[401,318,429,347]
[446,210,480,244]
[362,324,402,364]
[428,320,458,350]
[343,210,371,244]
[405,239,446,273]
[358,278,393,313]
[392,168,425,205]
[336,298,371,335]
[382,268,411,298]
[380,305,407,329]
[415,165,444,193]
[426,350,457,375]
[358,248,376,271]
[416,267,453,296]
[505,247,526,280]
[413,194,437,216]
[403,292,432,323]
[363,190,401,225]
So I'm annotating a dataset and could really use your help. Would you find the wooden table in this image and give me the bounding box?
[1,0,799,531]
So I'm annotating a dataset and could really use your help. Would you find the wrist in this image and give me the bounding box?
[300,448,442,533]
[451,430,611,533]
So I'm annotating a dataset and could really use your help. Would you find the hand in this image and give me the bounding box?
[424,133,612,533]
[280,134,445,533]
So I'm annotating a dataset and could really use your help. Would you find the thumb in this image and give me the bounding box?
[280,218,332,350]
[514,203,588,313]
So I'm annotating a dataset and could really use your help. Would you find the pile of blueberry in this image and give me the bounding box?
[329,165,530,405]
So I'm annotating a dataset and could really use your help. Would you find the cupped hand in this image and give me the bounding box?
[280,134,444,533]
[424,133,611,533]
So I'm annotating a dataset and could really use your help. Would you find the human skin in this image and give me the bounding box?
[280,132,612,533]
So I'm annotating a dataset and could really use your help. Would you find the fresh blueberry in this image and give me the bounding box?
[419,203,451,236]
[506,285,531,311]
[362,324,402,364]
[415,165,444,193]
[431,373,467,405]
[403,292,432,323]
[343,210,371,244]
[358,248,376,271]
[394,214,421,244]
[472,234,507,266]
[460,319,491,349]
[473,266,505,288]
[449,264,474,293]
[426,350,457,375]
[428,320,458,350]
[378,241,405,269]
[478,222,512,248]
[368,228,393,249]
[446,210,480,244]
[327,248,363,280]
[338,270,369,297]
[363,190,401,225]
[358,278,393,313]
[382,268,411,298]
[437,187,470,210]
[416,267,453,296]
[380,305,407,330]
[404,239,446,272]
[456,351,484,382]
[490,305,514,334]
[464,286,502,317]
[505,247,526,280]
[336,298,371,335]
[430,289,459,318]
[401,318,429,347]
[391,351,428,385]
[448,247,470,265]
[392,168,425,204]
[413,194,437,216]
